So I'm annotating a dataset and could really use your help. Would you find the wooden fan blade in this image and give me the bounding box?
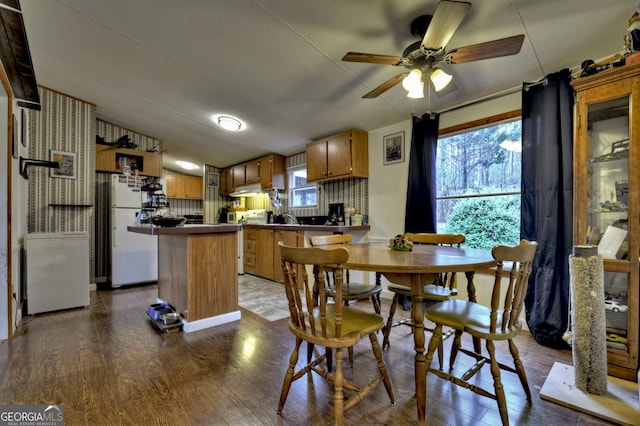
[421,1,472,52]
[449,34,525,64]
[342,52,403,65]
[363,73,408,98]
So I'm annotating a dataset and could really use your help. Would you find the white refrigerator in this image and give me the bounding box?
[110,174,159,287]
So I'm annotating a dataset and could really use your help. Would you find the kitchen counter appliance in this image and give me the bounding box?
[244,209,269,225]
[328,203,345,225]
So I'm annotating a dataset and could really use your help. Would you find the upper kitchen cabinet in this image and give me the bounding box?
[219,168,233,196]
[245,160,261,184]
[96,145,162,177]
[258,154,286,190]
[307,129,368,182]
[164,174,203,199]
[232,164,247,188]
[572,62,640,381]
[223,155,286,194]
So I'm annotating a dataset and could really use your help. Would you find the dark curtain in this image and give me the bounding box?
[521,69,574,349]
[404,113,439,233]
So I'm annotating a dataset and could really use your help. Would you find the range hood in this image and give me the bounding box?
[229,183,265,197]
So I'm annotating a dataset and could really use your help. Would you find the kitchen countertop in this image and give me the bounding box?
[243,224,370,232]
[128,224,241,235]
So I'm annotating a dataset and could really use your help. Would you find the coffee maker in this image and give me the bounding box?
[328,203,344,225]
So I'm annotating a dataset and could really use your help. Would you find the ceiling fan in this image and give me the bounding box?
[342,0,525,98]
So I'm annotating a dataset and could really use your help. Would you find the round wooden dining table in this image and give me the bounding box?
[341,242,497,425]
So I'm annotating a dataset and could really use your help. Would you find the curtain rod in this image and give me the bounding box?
[434,75,550,115]
[433,51,625,116]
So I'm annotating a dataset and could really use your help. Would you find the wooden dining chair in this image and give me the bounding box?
[309,233,382,369]
[381,232,465,369]
[424,240,538,426]
[309,234,382,315]
[276,242,395,426]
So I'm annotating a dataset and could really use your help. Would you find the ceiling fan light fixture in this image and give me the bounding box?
[406,81,424,98]
[215,115,243,131]
[430,68,453,92]
[402,69,424,97]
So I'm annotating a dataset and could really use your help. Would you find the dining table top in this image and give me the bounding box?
[341,242,497,274]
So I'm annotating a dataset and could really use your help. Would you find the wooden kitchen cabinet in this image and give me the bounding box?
[232,164,246,187]
[219,167,233,196]
[258,154,286,190]
[272,229,303,284]
[225,155,285,193]
[256,228,275,280]
[243,227,257,275]
[243,227,274,280]
[245,160,260,184]
[96,145,162,177]
[164,174,203,199]
[243,226,303,283]
[572,63,640,381]
[307,128,368,182]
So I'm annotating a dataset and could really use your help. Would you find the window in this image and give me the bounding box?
[288,166,317,208]
[436,115,522,249]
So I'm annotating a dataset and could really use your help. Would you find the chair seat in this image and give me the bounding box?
[325,283,382,299]
[299,305,384,340]
[425,299,521,340]
[388,283,455,301]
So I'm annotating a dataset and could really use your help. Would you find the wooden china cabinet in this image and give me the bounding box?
[572,62,640,381]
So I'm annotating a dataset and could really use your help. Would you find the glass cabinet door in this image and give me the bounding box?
[586,96,630,349]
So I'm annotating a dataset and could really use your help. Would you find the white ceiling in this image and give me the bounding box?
[18,0,635,174]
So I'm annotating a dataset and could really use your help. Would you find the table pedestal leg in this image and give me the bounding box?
[465,270,481,354]
[411,273,426,424]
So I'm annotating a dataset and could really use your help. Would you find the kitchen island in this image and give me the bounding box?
[128,224,241,333]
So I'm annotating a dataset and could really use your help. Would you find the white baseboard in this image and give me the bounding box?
[182,311,241,333]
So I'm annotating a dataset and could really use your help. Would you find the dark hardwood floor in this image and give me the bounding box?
[0,280,616,425]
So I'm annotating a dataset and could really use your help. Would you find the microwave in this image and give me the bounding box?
[227,211,247,224]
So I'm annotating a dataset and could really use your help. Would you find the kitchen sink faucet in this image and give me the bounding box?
[283,213,298,224]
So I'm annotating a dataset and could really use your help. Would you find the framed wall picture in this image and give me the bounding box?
[383,131,405,165]
[50,150,77,179]
[208,171,220,188]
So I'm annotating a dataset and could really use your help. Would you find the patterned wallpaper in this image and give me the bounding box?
[203,165,228,223]
[27,87,97,281]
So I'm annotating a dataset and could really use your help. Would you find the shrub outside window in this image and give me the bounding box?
[436,118,522,250]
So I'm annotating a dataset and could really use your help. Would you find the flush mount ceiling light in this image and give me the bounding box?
[214,115,244,131]
[176,160,199,170]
